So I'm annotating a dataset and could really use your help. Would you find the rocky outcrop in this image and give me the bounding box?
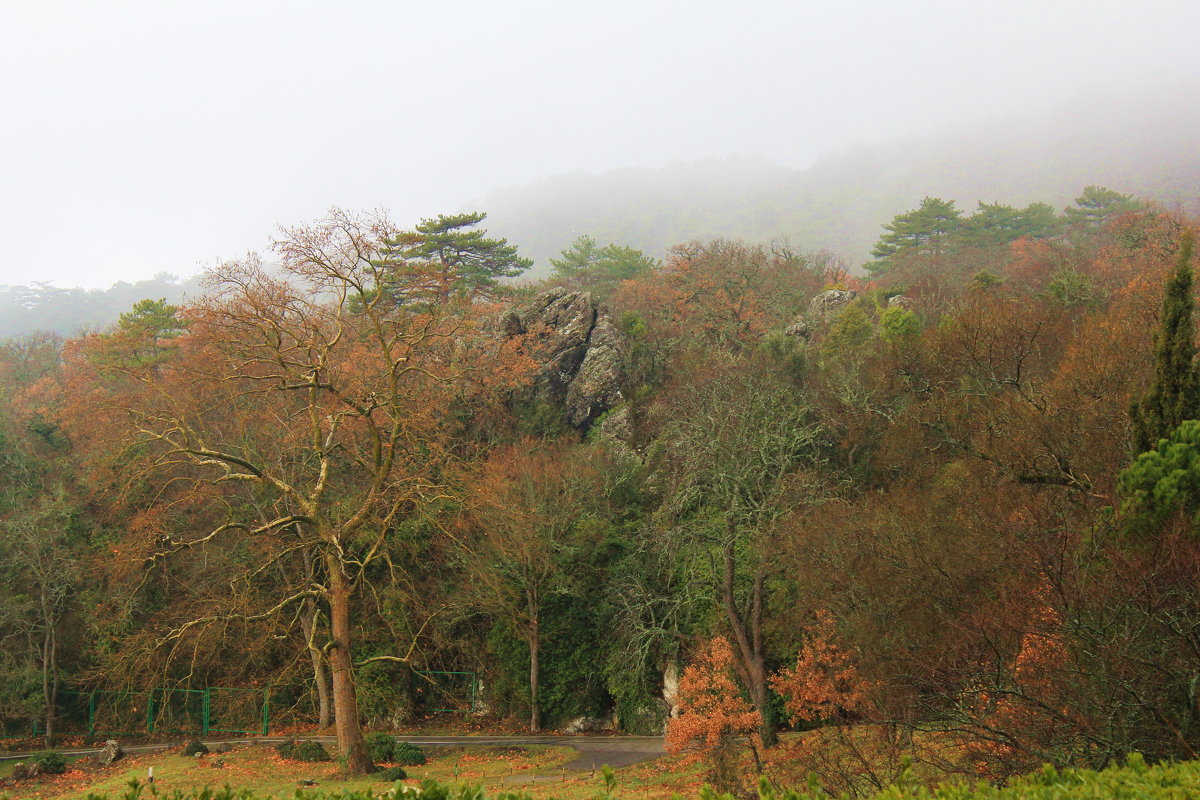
[784,288,858,339]
[506,289,626,429]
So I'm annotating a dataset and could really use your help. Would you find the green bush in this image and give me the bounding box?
[364,731,396,763]
[392,740,427,766]
[290,739,331,762]
[274,739,296,759]
[377,765,407,781]
[32,749,67,774]
[182,740,209,757]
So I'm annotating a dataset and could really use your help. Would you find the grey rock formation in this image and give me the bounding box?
[507,289,626,429]
[785,288,858,339]
[99,739,124,766]
[560,713,616,734]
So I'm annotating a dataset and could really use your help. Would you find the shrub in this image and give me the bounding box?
[182,740,209,757]
[32,749,66,774]
[377,765,407,781]
[290,739,332,762]
[274,739,297,759]
[392,741,427,766]
[365,732,396,763]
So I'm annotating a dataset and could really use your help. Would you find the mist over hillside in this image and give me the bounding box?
[480,87,1200,274]
[0,273,204,340]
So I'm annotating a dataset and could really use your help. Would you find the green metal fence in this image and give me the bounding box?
[32,687,269,738]
[413,670,477,713]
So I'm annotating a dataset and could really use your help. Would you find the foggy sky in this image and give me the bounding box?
[3,0,1199,289]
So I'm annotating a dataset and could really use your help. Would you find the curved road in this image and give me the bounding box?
[0,734,665,772]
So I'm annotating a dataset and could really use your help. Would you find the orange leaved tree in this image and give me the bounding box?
[62,209,530,774]
[665,637,762,792]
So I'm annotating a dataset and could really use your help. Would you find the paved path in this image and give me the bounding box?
[0,734,666,773]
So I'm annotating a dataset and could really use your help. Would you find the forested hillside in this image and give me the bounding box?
[3,194,1200,794]
[0,273,203,339]
[481,88,1200,271]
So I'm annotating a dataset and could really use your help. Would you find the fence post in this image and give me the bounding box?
[88,692,95,738]
[261,688,269,736]
[147,689,155,734]
[202,688,210,738]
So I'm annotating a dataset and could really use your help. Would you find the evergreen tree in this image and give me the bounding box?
[866,197,962,274]
[550,234,657,296]
[1132,230,1198,452]
[1064,185,1142,231]
[377,211,531,305]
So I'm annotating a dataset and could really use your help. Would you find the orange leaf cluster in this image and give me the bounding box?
[664,637,762,761]
[770,609,873,724]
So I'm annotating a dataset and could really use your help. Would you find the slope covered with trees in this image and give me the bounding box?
[2,192,1200,795]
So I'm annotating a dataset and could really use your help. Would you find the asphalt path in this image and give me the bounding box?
[0,734,666,772]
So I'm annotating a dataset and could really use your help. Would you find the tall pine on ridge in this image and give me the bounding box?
[1132,229,1199,453]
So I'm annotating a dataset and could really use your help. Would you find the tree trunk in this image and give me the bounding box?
[528,605,541,734]
[301,597,332,728]
[326,553,373,774]
[40,589,56,746]
[721,541,777,749]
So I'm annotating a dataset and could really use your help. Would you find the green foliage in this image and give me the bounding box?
[182,740,210,756]
[1131,230,1198,452]
[364,731,396,763]
[551,235,658,296]
[1064,185,1143,231]
[378,764,408,781]
[392,740,427,766]
[377,211,531,304]
[823,300,874,352]
[960,201,1060,248]
[32,748,66,774]
[290,739,332,762]
[275,739,331,762]
[1119,418,1200,535]
[867,197,962,273]
[1045,265,1095,307]
[879,306,919,344]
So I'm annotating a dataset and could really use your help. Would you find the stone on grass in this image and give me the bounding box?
[98,739,124,766]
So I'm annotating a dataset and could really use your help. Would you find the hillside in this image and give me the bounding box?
[481,87,1200,272]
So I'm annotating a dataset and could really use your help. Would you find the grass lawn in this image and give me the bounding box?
[0,742,695,800]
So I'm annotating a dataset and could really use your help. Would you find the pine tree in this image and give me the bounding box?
[1131,229,1198,453]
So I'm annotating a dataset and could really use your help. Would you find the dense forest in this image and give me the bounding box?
[2,187,1200,792]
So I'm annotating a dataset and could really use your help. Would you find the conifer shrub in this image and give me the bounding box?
[32,749,67,774]
[392,740,427,766]
[378,765,407,781]
[364,731,396,763]
[290,739,331,762]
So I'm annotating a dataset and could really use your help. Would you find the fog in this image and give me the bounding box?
[2,0,1199,288]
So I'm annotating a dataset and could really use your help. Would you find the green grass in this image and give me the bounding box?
[0,743,580,800]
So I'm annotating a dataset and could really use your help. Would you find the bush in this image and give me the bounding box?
[290,739,332,762]
[182,740,209,757]
[392,740,427,766]
[32,749,66,774]
[365,731,396,763]
[274,739,297,759]
[377,765,407,781]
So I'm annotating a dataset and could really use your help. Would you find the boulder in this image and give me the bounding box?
[12,762,41,781]
[560,714,615,734]
[214,742,233,754]
[784,288,858,339]
[510,289,627,429]
[98,739,124,766]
